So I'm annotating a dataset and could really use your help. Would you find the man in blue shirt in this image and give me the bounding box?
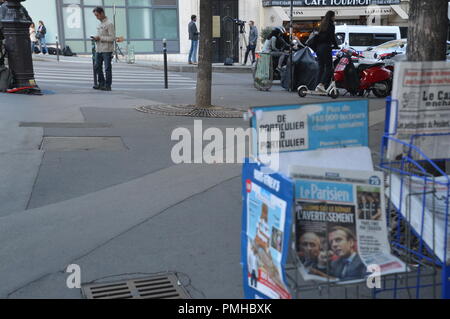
[243,21,258,65]
[188,15,199,65]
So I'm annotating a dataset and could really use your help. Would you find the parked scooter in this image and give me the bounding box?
[298,47,393,99]
[376,51,400,73]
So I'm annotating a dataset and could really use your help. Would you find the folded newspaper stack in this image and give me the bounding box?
[388,174,450,264]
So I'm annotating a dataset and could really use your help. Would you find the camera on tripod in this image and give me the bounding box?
[233,19,246,26]
[233,19,246,33]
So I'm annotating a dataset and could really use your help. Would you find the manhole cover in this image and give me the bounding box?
[81,273,190,299]
[40,137,126,151]
[136,104,244,118]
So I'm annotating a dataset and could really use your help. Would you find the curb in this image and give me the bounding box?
[148,63,252,74]
[32,57,253,74]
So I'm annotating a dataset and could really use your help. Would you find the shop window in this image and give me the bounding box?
[104,0,126,5]
[128,0,151,6]
[153,9,178,40]
[84,0,103,5]
[128,40,154,53]
[84,8,99,38]
[128,8,153,39]
[63,0,80,4]
[65,40,86,52]
[153,0,177,5]
[105,7,127,39]
[63,5,84,39]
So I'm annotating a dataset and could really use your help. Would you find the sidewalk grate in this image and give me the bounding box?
[81,273,190,299]
[136,104,244,118]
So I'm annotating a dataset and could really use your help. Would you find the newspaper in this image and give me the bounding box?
[388,173,450,264]
[387,61,450,160]
[290,166,407,283]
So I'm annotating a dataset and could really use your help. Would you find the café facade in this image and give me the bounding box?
[24,0,410,62]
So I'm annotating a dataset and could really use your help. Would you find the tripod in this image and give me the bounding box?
[237,25,248,64]
[114,41,125,63]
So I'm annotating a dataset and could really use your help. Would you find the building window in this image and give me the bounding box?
[60,0,179,54]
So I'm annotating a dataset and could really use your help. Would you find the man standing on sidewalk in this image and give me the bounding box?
[188,15,199,65]
[243,21,258,66]
[92,6,115,91]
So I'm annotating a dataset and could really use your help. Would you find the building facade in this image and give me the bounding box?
[25,0,410,62]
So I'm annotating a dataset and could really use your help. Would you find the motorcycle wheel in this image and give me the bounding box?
[372,81,390,98]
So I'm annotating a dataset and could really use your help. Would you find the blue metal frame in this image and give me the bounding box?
[379,98,450,299]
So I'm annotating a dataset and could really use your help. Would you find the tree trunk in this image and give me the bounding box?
[195,0,213,108]
[407,0,448,61]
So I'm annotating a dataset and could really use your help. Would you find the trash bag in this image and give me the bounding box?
[294,47,319,90]
[281,48,319,91]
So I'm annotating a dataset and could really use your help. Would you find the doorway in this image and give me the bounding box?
[212,0,239,63]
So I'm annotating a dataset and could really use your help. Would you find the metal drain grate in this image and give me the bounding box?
[136,104,244,118]
[82,273,190,299]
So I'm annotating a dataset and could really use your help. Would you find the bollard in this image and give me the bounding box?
[163,38,168,89]
[91,38,97,87]
[56,35,59,62]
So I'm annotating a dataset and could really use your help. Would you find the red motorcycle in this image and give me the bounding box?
[333,48,393,97]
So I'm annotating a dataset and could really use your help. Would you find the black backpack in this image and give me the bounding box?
[62,45,74,56]
[48,47,62,55]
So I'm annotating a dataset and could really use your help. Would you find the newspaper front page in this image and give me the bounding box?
[387,61,450,160]
[290,166,407,283]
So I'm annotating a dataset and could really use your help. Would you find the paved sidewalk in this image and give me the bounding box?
[0,59,389,299]
[32,54,253,73]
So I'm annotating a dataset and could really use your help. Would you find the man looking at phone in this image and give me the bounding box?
[92,6,115,91]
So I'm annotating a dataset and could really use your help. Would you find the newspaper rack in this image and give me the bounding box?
[242,98,450,299]
[376,98,450,299]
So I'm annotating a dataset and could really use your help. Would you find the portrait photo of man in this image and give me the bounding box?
[327,226,366,281]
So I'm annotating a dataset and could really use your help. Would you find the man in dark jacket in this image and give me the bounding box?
[328,226,367,281]
[188,15,199,65]
[243,21,258,65]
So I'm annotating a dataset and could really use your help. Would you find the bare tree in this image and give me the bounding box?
[407,0,448,61]
[195,0,213,108]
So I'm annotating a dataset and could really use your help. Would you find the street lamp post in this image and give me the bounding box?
[0,0,41,94]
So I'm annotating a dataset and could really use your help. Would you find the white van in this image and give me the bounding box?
[334,25,401,54]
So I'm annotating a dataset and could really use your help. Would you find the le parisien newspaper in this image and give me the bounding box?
[290,166,407,283]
